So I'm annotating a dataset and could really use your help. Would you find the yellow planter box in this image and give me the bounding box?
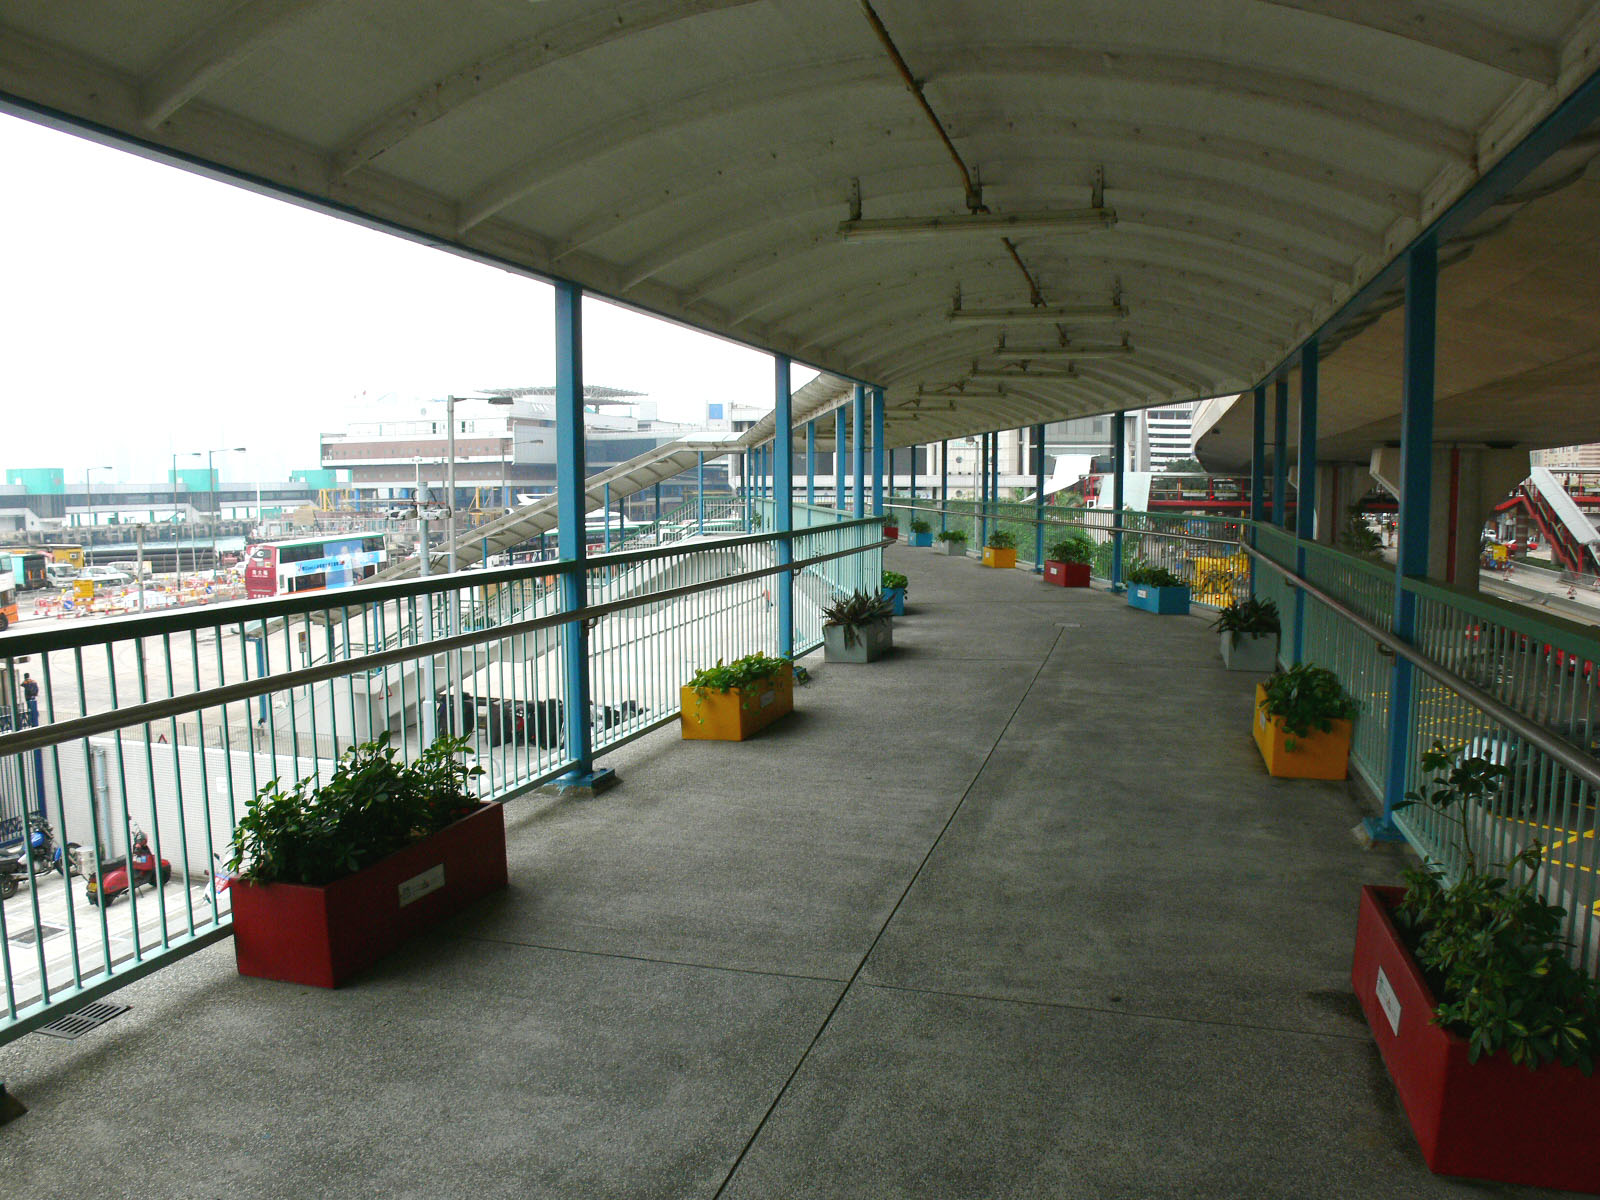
[1253,682,1352,779]
[981,546,1017,569]
[680,665,793,741]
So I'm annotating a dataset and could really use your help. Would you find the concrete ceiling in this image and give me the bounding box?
[1194,131,1600,472]
[4,2,1600,448]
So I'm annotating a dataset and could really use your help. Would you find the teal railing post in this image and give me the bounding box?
[775,357,794,657]
[871,386,885,516]
[603,481,611,552]
[939,439,948,533]
[979,434,990,547]
[1273,378,1290,529]
[1112,412,1126,591]
[852,384,866,517]
[654,481,661,535]
[835,407,847,512]
[550,279,613,795]
[1249,385,1266,598]
[910,442,918,512]
[1368,237,1437,843]
[991,430,1001,540]
[696,452,705,535]
[1294,340,1319,664]
[1032,423,1046,572]
[743,450,752,532]
[806,419,816,507]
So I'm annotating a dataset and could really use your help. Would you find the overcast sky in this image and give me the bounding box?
[0,111,807,486]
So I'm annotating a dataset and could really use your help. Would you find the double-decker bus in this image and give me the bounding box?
[244,535,387,599]
[0,572,18,630]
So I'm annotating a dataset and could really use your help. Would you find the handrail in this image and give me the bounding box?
[882,499,1244,549]
[1244,541,1600,794]
[0,535,888,758]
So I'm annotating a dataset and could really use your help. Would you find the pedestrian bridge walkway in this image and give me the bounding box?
[0,546,1552,1198]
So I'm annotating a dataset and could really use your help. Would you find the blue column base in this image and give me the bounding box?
[1359,815,1407,844]
[1032,566,1043,574]
[540,766,618,799]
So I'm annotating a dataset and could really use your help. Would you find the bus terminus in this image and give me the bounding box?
[244,534,387,599]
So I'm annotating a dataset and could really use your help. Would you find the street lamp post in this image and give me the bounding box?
[173,451,202,577]
[204,447,247,577]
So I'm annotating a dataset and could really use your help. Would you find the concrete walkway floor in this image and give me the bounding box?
[0,545,1579,1198]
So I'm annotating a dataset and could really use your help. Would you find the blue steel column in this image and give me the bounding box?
[1370,238,1437,843]
[835,407,847,511]
[979,434,990,547]
[1112,412,1126,590]
[851,384,866,517]
[910,443,918,507]
[603,481,611,551]
[1032,424,1046,572]
[1273,378,1290,529]
[871,387,885,516]
[806,420,816,507]
[551,280,612,793]
[775,357,794,659]
[1249,385,1266,597]
[939,440,948,533]
[1293,342,1319,664]
[696,452,705,534]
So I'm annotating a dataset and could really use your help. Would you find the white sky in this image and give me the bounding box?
[0,111,811,485]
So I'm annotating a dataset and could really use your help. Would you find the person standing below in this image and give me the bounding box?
[20,672,39,727]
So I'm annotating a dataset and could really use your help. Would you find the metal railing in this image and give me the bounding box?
[0,516,883,1041]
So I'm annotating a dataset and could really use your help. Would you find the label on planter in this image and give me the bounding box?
[1135,587,1148,599]
[398,863,446,908]
[758,689,776,709]
[1375,966,1402,1035]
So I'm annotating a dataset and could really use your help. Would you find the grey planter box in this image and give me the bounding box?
[823,619,893,663]
[1221,631,1278,672]
[940,540,967,556]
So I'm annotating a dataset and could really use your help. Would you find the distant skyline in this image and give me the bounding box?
[0,111,812,487]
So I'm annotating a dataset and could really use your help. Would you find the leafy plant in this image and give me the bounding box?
[686,652,790,694]
[936,529,967,543]
[1260,662,1357,747]
[1125,563,1185,588]
[986,529,1017,550]
[228,732,483,886]
[1046,535,1095,566]
[909,518,932,534]
[882,514,900,531]
[1339,504,1384,558]
[1212,597,1280,636]
[1392,743,1600,1073]
[822,590,894,646]
[881,570,908,591]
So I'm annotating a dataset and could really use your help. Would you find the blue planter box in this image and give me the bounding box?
[908,532,933,547]
[882,586,906,615]
[1127,584,1189,615]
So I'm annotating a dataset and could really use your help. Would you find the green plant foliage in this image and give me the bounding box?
[909,518,932,534]
[227,732,483,886]
[1339,504,1384,558]
[936,529,967,543]
[881,570,908,591]
[1393,743,1600,1073]
[986,529,1017,550]
[882,514,900,530]
[822,589,894,646]
[1046,534,1095,565]
[1125,563,1185,588]
[1260,662,1357,746]
[1212,597,1280,635]
[686,652,790,695]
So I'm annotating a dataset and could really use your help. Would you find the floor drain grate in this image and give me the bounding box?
[34,1001,130,1040]
[9,924,64,946]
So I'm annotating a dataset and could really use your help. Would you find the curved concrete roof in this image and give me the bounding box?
[4,2,1600,447]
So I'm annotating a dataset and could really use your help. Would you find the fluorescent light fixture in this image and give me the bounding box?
[988,342,1133,361]
[838,207,1115,240]
[947,304,1127,324]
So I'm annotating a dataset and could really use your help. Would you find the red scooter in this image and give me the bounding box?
[78,828,173,907]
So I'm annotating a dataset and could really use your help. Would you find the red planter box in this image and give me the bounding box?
[1043,560,1091,588]
[232,802,508,988]
[883,527,899,541]
[1352,885,1600,1193]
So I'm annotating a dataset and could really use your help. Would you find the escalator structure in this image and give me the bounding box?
[1496,468,1600,575]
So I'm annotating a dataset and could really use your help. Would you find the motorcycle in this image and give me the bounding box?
[0,851,27,900]
[22,815,79,877]
[78,828,172,907]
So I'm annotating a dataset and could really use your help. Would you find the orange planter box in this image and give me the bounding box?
[981,546,1017,569]
[1252,682,1352,779]
[680,665,793,741]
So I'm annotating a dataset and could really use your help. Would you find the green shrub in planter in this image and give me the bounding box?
[881,570,908,615]
[1260,662,1357,748]
[909,518,932,534]
[1213,597,1280,635]
[986,529,1017,550]
[228,732,483,886]
[936,529,967,543]
[1213,597,1280,671]
[1125,563,1184,588]
[1046,535,1095,565]
[687,652,792,698]
[822,590,894,656]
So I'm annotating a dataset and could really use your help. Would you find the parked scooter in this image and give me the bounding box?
[23,815,79,877]
[0,851,27,900]
[78,827,172,907]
